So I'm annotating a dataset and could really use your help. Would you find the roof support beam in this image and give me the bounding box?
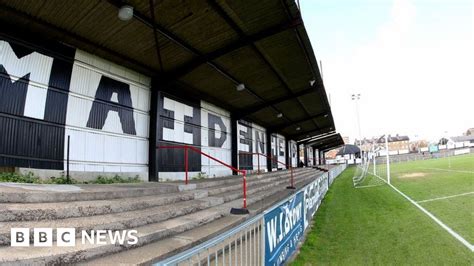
[169,17,303,79]
[307,135,342,147]
[209,0,319,129]
[297,131,336,144]
[235,86,318,119]
[290,127,334,141]
[107,0,292,124]
[269,111,328,132]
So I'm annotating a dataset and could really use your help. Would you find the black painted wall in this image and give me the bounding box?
[156,92,201,173]
[0,36,75,170]
[238,120,253,170]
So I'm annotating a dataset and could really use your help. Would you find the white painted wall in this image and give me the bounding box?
[289,140,298,167]
[200,101,232,177]
[65,50,150,176]
[272,134,286,170]
[0,41,53,120]
[252,123,267,171]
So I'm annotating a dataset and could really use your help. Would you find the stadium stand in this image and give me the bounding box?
[0,0,346,263]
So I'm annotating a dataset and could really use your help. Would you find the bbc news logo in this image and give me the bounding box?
[10,228,138,247]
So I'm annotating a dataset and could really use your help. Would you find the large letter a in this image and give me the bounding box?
[86,76,136,135]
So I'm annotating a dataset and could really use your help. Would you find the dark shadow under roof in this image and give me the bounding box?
[303,133,344,151]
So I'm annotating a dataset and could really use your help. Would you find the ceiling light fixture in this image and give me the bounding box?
[236,83,246,91]
[309,79,316,86]
[296,126,301,131]
[276,113,283,118]
[118,5,134,21]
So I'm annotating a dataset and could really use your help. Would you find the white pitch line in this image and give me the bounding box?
[421,167,474,174]
[417,192,474,203]
[355,184,382,189]
[372,173,474,252]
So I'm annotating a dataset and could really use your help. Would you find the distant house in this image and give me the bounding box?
[438,135,474,149]
[374,134,410,152]
[356,134,410,152]
[409,139,429,152]
[450,135,474,144]
[325,148,339,159]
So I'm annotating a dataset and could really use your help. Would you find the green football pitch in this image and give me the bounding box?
[293,154,473,265]
[388,153,473,244]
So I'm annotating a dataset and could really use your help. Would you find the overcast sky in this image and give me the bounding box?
[300,0,473,142]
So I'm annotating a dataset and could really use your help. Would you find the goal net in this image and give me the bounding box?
[353,136,390,188]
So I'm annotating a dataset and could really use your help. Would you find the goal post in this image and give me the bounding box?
[385,134,391,184]
[353,134,391,188]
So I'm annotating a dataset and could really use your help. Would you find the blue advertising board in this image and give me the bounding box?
[303,175,327,230]
[264,191,304,266]
[429,145,439,153]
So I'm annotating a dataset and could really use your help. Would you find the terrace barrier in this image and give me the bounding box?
[156,164,347,266]
[157,145,249,214]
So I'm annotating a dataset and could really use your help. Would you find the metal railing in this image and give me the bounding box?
[238,152,295,189]
[156,164,347,266]
[157,213,264,266]
[157,145,248,212]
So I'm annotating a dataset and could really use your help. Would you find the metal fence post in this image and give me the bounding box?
[257,154,260,174]
[67,135,70,184]
[261,218,265,266]
[243,170,247,209]
[185,146,189,185]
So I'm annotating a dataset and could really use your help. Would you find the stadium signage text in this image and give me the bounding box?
[303,174,328,229]
[263,173,330,265]
[264,191,304,266]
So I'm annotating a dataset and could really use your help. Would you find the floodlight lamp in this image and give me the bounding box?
[118,5,134,21]
[236,83,246,91]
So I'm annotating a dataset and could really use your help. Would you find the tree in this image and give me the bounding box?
[438,138,449,145]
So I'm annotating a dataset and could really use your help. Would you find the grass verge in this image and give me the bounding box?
[0,172,141,184]
[292,167,473,265]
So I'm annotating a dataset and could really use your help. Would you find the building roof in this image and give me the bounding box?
[0,0,336,141]
[336,144,360,155]
[387,135,409,142]
[356,134,409,145]
[451,135,474,142]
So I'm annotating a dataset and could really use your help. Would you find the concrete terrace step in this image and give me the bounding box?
[205,169,318,196]
[189,167,312,189]
[0,168,314,204]
[211,170,317,203]
[0,206,228,265]
[82,171,322,265]
[0,183,181,203]
[0,170,317,239]
[0,169,323,265]
[0,190,207,222]
[0,169,316,222]
[0,197,224,246]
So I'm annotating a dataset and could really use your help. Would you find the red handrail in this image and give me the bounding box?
[238,152,295,189]
[157,145,248,209]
